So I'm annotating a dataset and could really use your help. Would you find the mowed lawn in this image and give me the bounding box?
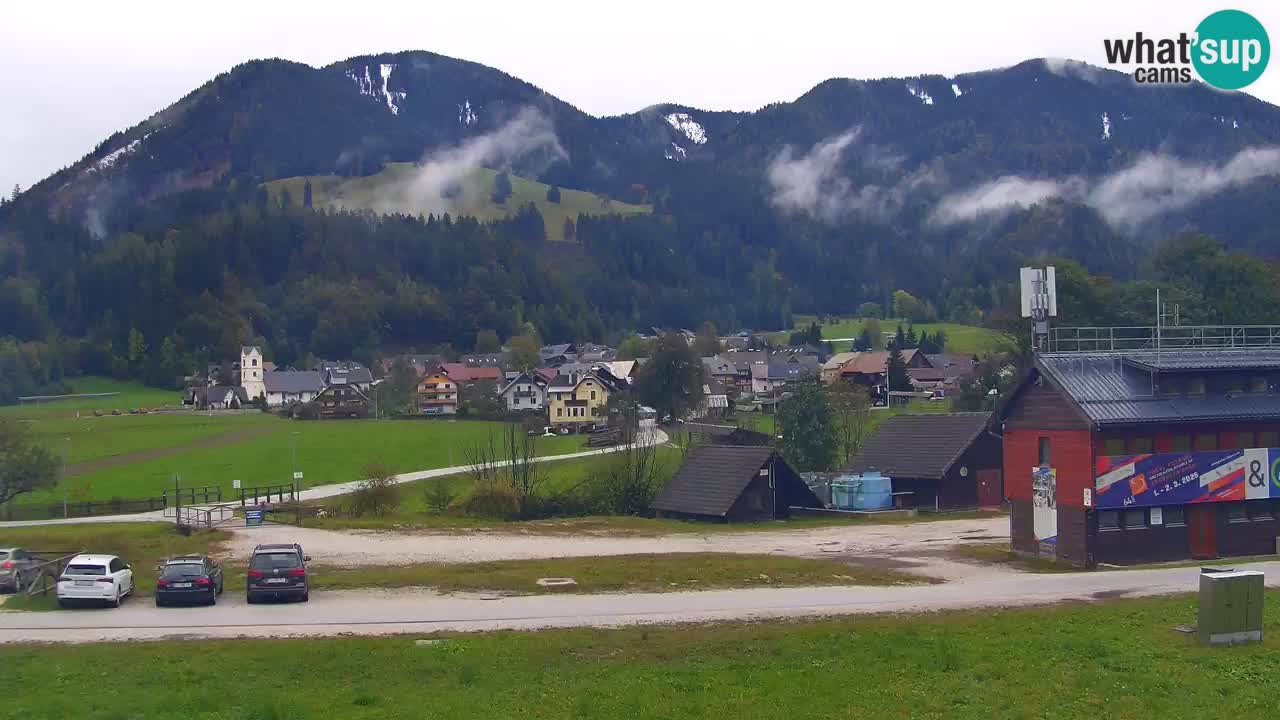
[785,315,1011,355]
[21,415,586,503]
[27,412,276,466]
[4,594,1280,719]
[0,376,181,418]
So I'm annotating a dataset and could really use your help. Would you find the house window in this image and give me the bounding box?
[1262,431,1280,448]
[1195,433,1218,451]
[1238,432,1256,449]
[1037,437,1051,466]
[590,391,596,401]
[1122,509,1146,529]
[1250,377,1268,393]
[1228,502,1249,523]
[1103,438,1125,456]
[1164,506,1186,526]
[514,398,520,406]
[557,408,563,418]
[1171,435,1191,452]
[1098,511,1120,530]
[1130,437,1153,453]
[253,358,259,367]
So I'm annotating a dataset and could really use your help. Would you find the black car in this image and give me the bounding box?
[155,555,224,606]
[246,544,310,603]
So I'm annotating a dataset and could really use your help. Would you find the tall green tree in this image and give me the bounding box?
[777,377,838,472]
[693,321,721,357]
[636,332,705,420]
[0,418,61,506]
[828,381,873,464]
[474,328,501,354]
[886,345,912,393]
[616,335,651,360]
[508,331,541,371]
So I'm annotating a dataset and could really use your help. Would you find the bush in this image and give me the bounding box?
[455,483,520,520]
[422,481,456,513]
[293,403,318,420]
[350,463,400,517]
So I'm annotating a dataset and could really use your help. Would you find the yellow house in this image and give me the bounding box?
[416,372,457,415]
[547,369,618,428]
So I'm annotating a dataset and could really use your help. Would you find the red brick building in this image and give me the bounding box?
[1002,349,1280,567]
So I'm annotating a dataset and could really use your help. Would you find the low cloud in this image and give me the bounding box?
[359,107,567,216]
[766,128,940,222]
[929,147,1280,230]
[1043,58,1108,84]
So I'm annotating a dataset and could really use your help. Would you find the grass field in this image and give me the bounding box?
[0,376,181,418]
[4,593,1279,719]
[26,413,276,467]
[782,315,1012,356]
[266,164,651,241]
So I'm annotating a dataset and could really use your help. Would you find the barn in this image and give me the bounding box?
[651,445,821,522]
[846,413,1003,510]
[1002,349,1280,567]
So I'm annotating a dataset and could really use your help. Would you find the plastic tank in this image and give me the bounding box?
[831,471,893,510]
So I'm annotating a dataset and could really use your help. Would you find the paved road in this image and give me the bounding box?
[2,561,1274,644]
[0,429,668,528]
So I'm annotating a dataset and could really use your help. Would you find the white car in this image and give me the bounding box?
[56,554,134,608]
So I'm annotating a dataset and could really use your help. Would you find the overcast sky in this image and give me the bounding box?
[2,0,1276,193]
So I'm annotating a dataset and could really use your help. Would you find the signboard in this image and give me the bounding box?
[245,509,263,527]
[293,471,304,480]
[1150,507,1164,526]
[1095,448,1280,510]
[232,479,241,490]
[1032,466,1057,548]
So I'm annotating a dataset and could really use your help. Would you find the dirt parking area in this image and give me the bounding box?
[223,517,1011,581]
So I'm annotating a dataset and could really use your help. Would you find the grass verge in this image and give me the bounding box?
[308,553,929,595]
[951,542,1079,573]
[3,593,1279,718]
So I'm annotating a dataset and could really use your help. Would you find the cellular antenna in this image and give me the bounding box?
[1020,266,1057,354]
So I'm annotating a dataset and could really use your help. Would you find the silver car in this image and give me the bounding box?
[0,548,39,593]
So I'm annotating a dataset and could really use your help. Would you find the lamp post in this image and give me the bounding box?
[61,437,70,518]
[290,431,300,499]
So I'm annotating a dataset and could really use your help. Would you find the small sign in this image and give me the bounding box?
[293,471,304,480]
[759,468,770,477]
[232,479,241,490]
[1150,507,1163,526]
[245,509,263,527]
[1083,488,1093,507]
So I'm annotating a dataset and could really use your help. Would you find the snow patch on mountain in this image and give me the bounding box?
[346,66,375,97]
[1101,112,1111,140]
[89,132,153,173]
[458,100,478,126]
[665,142,687,161]
[379,64,407,115]
[906,83,934,105]
[664,113,707,145]
[951,82,963,98]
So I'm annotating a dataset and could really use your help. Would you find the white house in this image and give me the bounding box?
[498,371,548,412]
[240,346,265,401]
[264,370,325,407]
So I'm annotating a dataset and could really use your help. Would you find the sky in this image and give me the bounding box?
[2,0,1277,194]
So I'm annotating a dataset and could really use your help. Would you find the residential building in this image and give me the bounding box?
[240,346,265,401]
[602,360,637,383]
[188,385,249,410]
[702,356,740,389]
[416,372,458,415]
[847,413,1002,510]
[441,362,502,385]
[498,371,549,412]
[577,343,617,362]
[651,446,820,521]
[750,357,820,395]
[539,343,578,367]
[312,384,370,419]
[821,352,862,384]
[318,361,374,392]
[1002,348,1280,567]
[694,379,730,418]
[547,368,624,430]
[263,371,324,407]
[461,353,505,370]
[838,350,934,398]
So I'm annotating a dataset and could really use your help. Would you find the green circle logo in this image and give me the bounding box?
[1193,10,1270,90]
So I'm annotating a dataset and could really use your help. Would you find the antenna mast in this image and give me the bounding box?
[1021,267,1058,354]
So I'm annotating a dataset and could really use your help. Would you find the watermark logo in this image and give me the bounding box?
[1103,9,1269,89]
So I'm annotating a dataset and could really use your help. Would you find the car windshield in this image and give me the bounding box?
[161,563,205,579]
[65,564,107,576]
[251,552,300,570]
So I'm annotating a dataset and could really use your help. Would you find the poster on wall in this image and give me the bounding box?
[1094,448,1280,509]
[1032,466,1057,548]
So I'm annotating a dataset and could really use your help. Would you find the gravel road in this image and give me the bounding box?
[4,561,1274,644]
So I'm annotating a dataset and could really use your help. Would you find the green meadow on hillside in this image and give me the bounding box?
[266,164,651,241]
[783,316,1011,355]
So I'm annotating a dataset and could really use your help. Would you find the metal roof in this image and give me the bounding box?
[263,370,324,394]
[847,413,991,479]
[1038,351,1280,425]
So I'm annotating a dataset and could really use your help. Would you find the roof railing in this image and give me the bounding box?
[1047,325,1280,354]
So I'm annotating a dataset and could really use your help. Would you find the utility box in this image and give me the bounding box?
[1198,569,1264,646]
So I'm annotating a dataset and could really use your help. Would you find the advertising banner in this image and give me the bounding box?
[1094,448,1280,509]
[1032,466,1057,546]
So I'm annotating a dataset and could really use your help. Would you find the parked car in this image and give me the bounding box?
[155,555,224,607]
[246,544,311,603]
[56,554,134,608]
[0,547,40,593]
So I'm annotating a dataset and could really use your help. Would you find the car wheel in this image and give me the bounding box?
[208,591,217,606]
[111,589,121,608]
[301,590,309,603]
[155,597,165,608]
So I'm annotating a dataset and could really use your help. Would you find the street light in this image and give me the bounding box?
[61,437,71,518]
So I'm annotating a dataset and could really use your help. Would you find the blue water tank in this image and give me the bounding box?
[830,471,893,510]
